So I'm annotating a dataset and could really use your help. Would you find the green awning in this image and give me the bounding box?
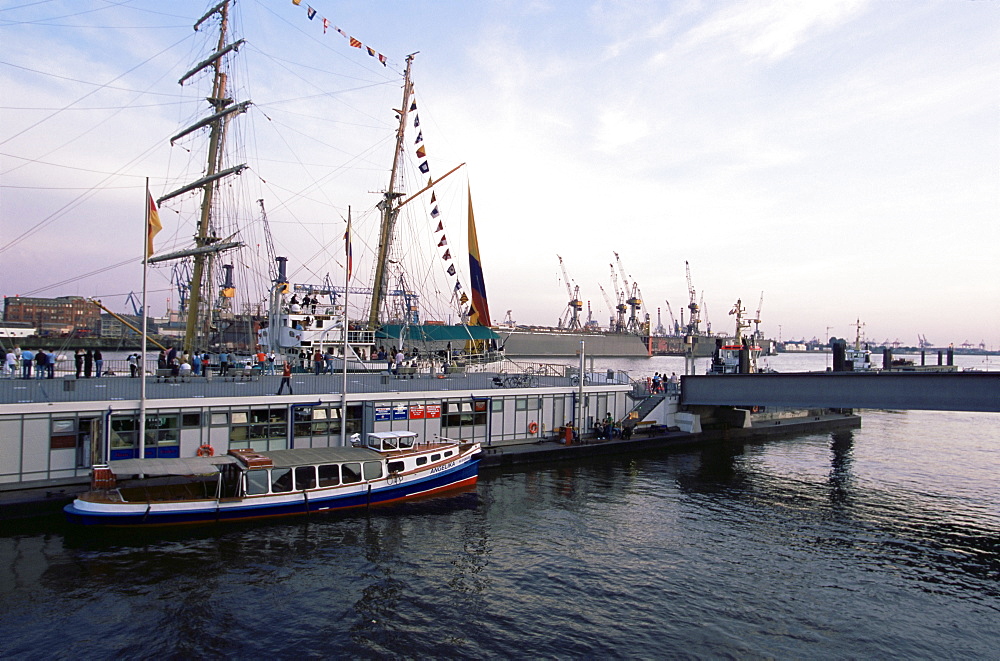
[376,324,498,342]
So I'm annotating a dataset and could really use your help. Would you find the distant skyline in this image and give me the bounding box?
[1,1,997,349]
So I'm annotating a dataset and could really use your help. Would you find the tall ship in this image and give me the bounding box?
[0,1,659,506]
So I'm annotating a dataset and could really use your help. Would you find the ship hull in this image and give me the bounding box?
[498,329,649,358]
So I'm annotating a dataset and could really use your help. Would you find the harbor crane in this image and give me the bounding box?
[614,251,646,335]
[750,291,764,339]
[684,261,701,335]
[598,284,617,331]
[664,300,678,336]
[608,265,627,332]
[556,255,583,330]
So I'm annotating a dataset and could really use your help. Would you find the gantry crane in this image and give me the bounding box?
[556,255,583,329]
[598,284,616,331]
[684,260,700,335]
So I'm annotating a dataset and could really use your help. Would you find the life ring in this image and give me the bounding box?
[196,444,215,457]
[528,421,539,434]
[751,406,760,413]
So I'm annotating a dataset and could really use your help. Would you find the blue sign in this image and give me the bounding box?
[375,406,391,421]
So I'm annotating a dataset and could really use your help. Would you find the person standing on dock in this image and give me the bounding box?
[84,349,93,378]
[312,349,323,375]
[74,349,84,378]
[94,349,103,377]
[128,353,138,378]
[276,360,293,395]
[20,348,33,379]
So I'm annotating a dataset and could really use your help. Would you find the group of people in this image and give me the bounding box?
[288,293,319,314]
[72,348,105,378]
[650,371,680,393]
[3,346,57,379]
[156,347,216,377]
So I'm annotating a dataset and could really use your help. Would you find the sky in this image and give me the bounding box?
[1,0,997,349]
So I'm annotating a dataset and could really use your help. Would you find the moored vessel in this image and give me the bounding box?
[65,431,480,526]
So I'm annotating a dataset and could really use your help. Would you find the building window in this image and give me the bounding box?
[442,401,486,428]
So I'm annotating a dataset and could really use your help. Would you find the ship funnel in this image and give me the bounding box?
[275,256,288,284]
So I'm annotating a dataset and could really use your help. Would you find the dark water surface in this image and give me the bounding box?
[2,354,998,658]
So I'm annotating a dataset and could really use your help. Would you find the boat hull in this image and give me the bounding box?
[64,458,478,527]
[499,329,649,358]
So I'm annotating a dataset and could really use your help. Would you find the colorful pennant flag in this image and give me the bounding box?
[418,161,429,174]
[442,249,451,261]
[415,131,423,144]
[410,101,417,111]
[367,46,376,57]
[460,293,469,304]
[455,281,462,291]
[430,191,436,203]
[289,3,390,67]
[447,264,456,276]
[349,37,361,48]
[414,115,420,128]
[292,0,301,4]
[323,18,329,33]
[416,145,426,158]
[435,221,443,232]
[307,6,317,19]
[430,206,440,218]
[378,53,387,65]
[438,236,447,247]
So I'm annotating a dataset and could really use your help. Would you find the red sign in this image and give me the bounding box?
[409,405,425,419]
[425,404,441,418]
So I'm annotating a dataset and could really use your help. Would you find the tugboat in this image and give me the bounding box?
[708,299,764,374]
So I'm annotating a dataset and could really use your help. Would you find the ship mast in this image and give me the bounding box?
[157,0,248,353]
[368,54,415,330]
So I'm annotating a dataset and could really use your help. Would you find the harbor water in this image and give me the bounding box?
[1,353,998,658]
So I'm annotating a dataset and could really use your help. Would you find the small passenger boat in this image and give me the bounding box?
[64,432,480,526]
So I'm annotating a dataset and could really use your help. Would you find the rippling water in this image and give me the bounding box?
[2,355,998,658]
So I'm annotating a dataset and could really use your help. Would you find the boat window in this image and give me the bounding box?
[271,468,293,493]
[444,450,453,458]
[318,464,340,487]
[416,456,427,466]
[342,462,362,484]
[381,436,397,450]
[295,466,317,490]
[398,436,414,449]
[246,470,270,495]
[363,461,383,481]
[431,453,441,462]
[387,460,405,473]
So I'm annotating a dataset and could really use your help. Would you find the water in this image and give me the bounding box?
[2,354,998,658]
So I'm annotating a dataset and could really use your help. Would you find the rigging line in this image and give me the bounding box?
[0,184,143,190]
[0,31,193,148]
[250,0,403,74]
[0,1,61,13]
[18,256,139,297]
[0,135,165,254]
[0,61,191,98]
[0,152,160,178]
[0,100,191,111]
[0,0,136,24]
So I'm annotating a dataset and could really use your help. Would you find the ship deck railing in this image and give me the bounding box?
[0,365,634,406]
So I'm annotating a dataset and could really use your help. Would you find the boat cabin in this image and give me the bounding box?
[355,430,419,452]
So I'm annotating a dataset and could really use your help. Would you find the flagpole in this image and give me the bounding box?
[139,178,150,460]
[340,208,351,446]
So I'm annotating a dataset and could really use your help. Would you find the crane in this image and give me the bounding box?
[663,300,678,336]
[614,252,645,334]
[556,255,583,330]
[750,291,764,339]
[124,291,143,317]
[700,292,710,335]
[608,264,627,333]
[684,261,700,335]
[598,284,616,331]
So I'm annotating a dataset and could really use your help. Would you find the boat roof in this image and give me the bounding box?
[262,446,383,468]
[367,430,418,440]
[108,456,238,477]
[377,323,498,342]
